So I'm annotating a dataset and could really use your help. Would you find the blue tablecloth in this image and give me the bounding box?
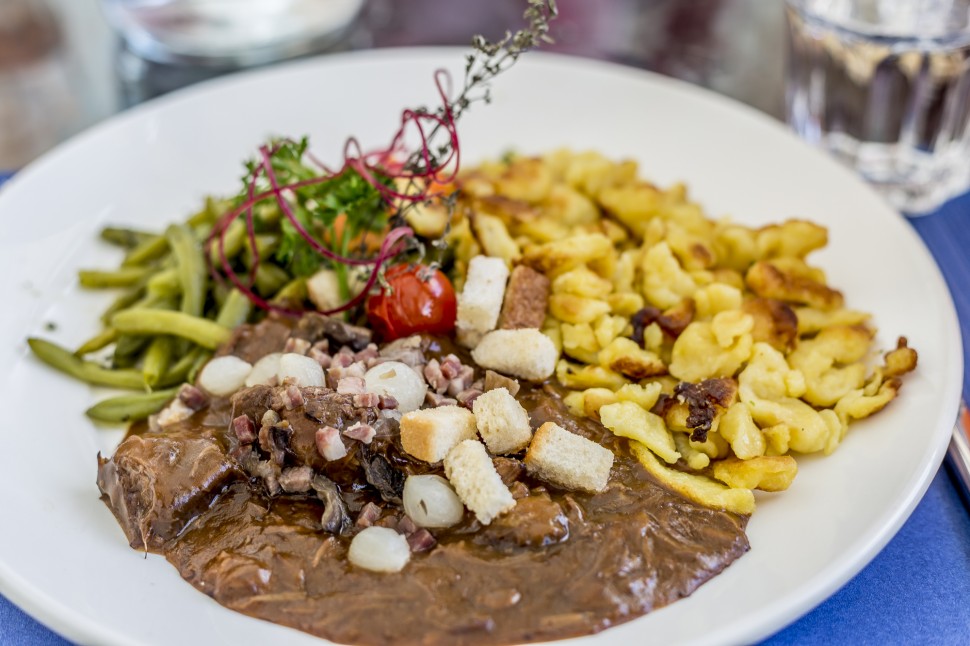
[1,175,968,645]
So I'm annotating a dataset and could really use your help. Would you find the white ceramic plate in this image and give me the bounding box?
[0,49,961,646]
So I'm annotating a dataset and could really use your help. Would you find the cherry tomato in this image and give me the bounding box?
[366,264,457,341]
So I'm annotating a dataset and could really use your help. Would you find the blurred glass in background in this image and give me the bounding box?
[786,0,970,214]
[3,0,786,169]
[0,0,76,171]
[102,0,366,103]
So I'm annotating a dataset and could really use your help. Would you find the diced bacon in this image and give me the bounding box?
[425,392,458,408]
[353,392,381,408]
[344,362,367,379]
[355,343,380,363]
[337,376,366,395]
[343,422,376,444]
[440,354,462,380]
[152,399,194,429]
[423,359,449,393]
[284,337,311,355]
[315,426,348,461]
[379,395,399,410]
[331,361,366,384]
[283,384,305,410]
[356,502,383,528]
[312,339,330,354]
[279,466,314,493]
[457,365,475,389]
[456,388,483,409]
[232,414,256,444]
[309,347,332,368]
[177,384,209,411]
[407,528,437,553]
[398,515,419,536]
[446,378,465,397]
[332,352,355,368]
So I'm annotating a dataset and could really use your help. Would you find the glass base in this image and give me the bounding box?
[823,133,970,215]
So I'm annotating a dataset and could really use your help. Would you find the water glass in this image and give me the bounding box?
[785,0,970,214]
[102,0,365,65]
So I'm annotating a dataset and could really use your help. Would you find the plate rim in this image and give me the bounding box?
[0,46,963,646]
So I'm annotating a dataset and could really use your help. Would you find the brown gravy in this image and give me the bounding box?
[99,319,749,645]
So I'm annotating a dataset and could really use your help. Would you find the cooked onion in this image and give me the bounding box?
[245,352,282,387]
[278,353,326,387]
[347,526,411,573]
[363,361,427,413]
[197,356,253,396]
[403,475,464,528]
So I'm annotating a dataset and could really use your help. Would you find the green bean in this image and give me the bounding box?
[78,267,152,289]
[242,234,280,267]
[75,327,119,356]
[28,338,146,390]
[254,201,281,227]
[254,264,290,296]
[85,388,178,424]
[159,348,200,386]
[143,336,172,387]
[113,334,150,368]
[216,288,253,328]
[187,196,226,229]
[100,287,146,324]
[166,223,206,317]
[208,219,246,267]
[111,309,231,349]
[272,277,307,306]
[123,236,169,267]
[146,268,181,297]
[188,349,213,383]
[99,227,158,249]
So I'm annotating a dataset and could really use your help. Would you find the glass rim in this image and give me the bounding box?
[785,0,970,44]
[100,0,365,68]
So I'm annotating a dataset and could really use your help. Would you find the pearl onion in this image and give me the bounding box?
[277,353,325,387]
[363,361,427,413]
[403,474,465,528]
[198,356,253,396]
[348,526,411,573]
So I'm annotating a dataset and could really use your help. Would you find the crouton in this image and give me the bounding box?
[524,422,613,493]
[456,255,510,347]
[499,265,551,330]
[471,329,558,382]
[400,405,478,463]
[443,440,516,524]
[473,387,533,454]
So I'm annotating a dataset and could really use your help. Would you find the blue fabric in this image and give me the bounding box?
[1,183,968,646]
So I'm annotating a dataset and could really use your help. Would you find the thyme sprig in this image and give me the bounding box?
[400,0,559,179]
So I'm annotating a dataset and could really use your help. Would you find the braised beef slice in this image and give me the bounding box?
[482,492,569,548]
[295,312,372,350]
[311,474,352,535]
[358,446,406,504]
[96,433,241,550]
[218,318,291,363]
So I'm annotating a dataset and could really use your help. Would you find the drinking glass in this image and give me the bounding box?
[785,0,970,214]
[101,0,366,103]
